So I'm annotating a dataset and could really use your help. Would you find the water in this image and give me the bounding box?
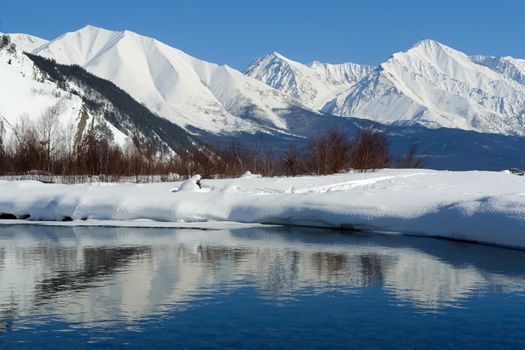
[0,225,524,349]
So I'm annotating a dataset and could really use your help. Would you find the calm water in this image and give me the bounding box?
[0,225,524,349]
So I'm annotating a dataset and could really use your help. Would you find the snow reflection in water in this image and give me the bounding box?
[0,225,524,329]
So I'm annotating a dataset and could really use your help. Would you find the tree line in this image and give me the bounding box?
[0,107,422,182]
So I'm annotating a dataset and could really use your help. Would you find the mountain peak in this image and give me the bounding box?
[327,37,525,136]
[32,25,313,135]
[270,51,286,59]
[259,51,297,66]
[68,25,135,42]
[384,38,464,66]
[405,39,456,56]
[412,38,445,48]
[78,24,114,34]
[407,39,465,58]
[246,51,374,110]
[80,24,99,31]
[67,24,116,39]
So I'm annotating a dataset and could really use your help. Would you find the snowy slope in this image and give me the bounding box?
[0,45,85,140]
[33,26,316,136]
[245,52,373,109]
[2,33,48,52]
[0,169,524,248]
[471,54,525,86]
[0,43,200,154]
[325,40,525,135]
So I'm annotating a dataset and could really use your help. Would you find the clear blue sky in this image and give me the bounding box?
[3,0,524,70]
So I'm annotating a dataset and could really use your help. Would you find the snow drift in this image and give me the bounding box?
[1,169,524,248]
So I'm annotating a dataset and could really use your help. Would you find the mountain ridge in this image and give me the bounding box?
[249,38,525,135]
[9,26,525,136]
[32,25,318,137]
[245,51,373,110]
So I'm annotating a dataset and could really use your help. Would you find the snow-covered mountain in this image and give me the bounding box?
[20,27,525,137]
[0,43,83,139]
[32,26,318,137]
[249,40,525,136]
[327,40,525,135]
[0,40,199,155]
[246,52,373,110]
[2,27,525,169]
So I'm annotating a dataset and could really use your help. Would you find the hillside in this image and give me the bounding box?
[0,37,199,158]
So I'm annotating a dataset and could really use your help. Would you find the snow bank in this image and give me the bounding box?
[1,169,524,248]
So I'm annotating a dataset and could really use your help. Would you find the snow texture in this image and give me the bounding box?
[1,169,524,248]
[0,45,83,139]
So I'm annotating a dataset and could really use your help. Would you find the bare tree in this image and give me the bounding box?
[0,119,6,174]
[307,128,352,175]
[11,115,45,172]
[349,126,390,172]
[61,116,77,174]
[38,106,64,173]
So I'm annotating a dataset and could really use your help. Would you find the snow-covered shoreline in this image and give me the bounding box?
[1,169,524,248]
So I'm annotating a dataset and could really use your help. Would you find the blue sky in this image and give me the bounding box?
[3,0,524,70]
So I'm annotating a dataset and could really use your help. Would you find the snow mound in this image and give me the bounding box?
[0,169,524,248]
[240,171,261,178]
[172,175,203,192]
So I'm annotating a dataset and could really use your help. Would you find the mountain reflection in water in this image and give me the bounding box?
[0,225,524,330]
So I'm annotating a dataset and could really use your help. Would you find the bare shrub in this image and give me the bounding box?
[280,145,305,176]
[306,128,352,175]
[397,142,425,168]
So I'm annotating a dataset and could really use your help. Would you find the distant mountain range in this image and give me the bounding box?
[1,26,525,169]
[247,40,525,135]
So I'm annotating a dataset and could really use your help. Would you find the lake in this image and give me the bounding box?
[0,224,524,349]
